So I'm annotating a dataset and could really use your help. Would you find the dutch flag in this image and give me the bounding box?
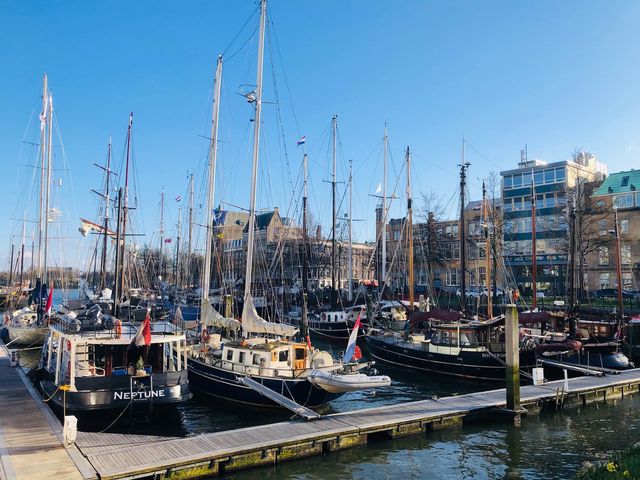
[296,136,306,146]
[175,195,182,202]
[344,310,363,362]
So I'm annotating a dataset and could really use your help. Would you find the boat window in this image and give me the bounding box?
[226,349,234,361]
[278,350,289,362]
[253,354,261,365]
[459,331,479,347]
[295,348,305,360]
[239,352,246,364]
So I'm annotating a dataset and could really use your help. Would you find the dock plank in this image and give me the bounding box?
[0,344,92,480]
[74,368,640,479]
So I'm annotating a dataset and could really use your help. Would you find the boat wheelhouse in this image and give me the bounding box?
[38,319,191,413]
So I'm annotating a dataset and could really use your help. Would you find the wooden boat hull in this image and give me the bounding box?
[187,356,341,408]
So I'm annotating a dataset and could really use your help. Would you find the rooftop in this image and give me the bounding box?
[593,169,640,196]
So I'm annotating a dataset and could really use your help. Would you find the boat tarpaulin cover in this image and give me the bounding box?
[201,298,241,331]
[241,294,298,337]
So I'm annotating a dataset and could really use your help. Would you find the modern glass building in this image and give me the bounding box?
[501,152,607,295]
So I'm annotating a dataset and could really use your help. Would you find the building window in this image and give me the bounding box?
[452,243,460,259]
[623,272,633,290]
[446,269,459,286]
[622,243,632,265]
[599,220,608,236]
[393,229,400,241]
[621,219,629,235]
[503,198,512,212]
[513,174,522,188]
[534,170,544,185]
[613,194,634,209]
[523,172,532,187]
[600,273,610,289]
[478,266,486,284]
[478,243,487,259]
[504,175,512,189]
[555,167,565,182]
[513,197,523,211]
[544,169,554,183]
[598,247,609,266]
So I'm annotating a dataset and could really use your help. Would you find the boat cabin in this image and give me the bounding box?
[219,340,311,378]
[41,321,188,393]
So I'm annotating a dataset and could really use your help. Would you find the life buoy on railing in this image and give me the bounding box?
[321,313,326,321]
[114,319,122,339]
[3,313,10,325]
[66,340,72,351]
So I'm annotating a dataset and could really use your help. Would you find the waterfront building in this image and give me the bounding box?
[584,169,640,293]
[500,151,607,295]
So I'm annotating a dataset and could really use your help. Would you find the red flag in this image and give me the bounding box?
[132,311,152,347]
[45,284,53,316]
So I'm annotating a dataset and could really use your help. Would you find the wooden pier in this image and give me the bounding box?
[3,337,640,480]
[0,342,94,480]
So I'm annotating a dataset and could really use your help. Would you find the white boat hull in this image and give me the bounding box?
[308,369,391,393]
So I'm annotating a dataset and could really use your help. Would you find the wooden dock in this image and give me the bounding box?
[3,336,640,480]
[0,342,95,480]
[73,369,640,479]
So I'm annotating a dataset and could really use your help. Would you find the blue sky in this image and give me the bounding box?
[2,1,640,270]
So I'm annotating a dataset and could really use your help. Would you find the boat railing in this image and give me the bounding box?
[191,349,341,379]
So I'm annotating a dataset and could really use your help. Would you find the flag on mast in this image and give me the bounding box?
[175,195,182,202]
[344,310,363,362]
[296,136,306,146]
[130,310,152,348]
[44,284,53,317]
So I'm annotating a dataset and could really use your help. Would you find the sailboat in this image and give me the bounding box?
[37,114,192,415]
[2,75,56,347]
[186,1,389,408]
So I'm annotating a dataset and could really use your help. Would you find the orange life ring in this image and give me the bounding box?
[114,319,122,339]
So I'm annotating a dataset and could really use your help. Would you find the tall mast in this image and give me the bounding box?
[118,113,133,308]
[483,181,493,318]
[406,146,414,311]
[8,243,15,288]
[459,142,469,315]
[202,55,223,304]
[37,74,48,279]
[568,194,577,313]
[531,169,537,309]
[174,206,182,287]
[614,208,624,317]
[43,93,53,284]
[381,122,388,289]
[331,114,337,303]
[99,138,112,291]
[159,187,165,279]
[348,159,354,302]
[302,153,308,294]
[19,220,26,288]
[113,188,123,315]
[187,173,194,287]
